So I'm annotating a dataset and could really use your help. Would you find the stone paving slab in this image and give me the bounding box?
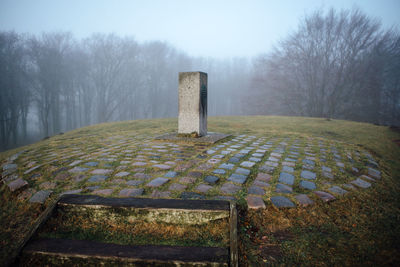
[253,180,270,188]
[301,170,316,180]
[213,169,226,175]
[132,162,147,166]
[39,181,56,190]
[248,186,265,196]
[1,133,383,210]
[196,184,212,193]
[282,166,294,173]
[147,177,169,187]
[152,164,171,170]
[7,178,28,192]
[351,178,371,188]
[359,175,375,182]
[294,194,314,206]
[126,180,144,186]
[29,190,52,203]
[328,186,348,195]
[23,165,42,175]
[134,173,152,180]
[69,160,82,167]
[85,162,99,167]
[55,173,71,181]
[204,175,219,185]
[227,173,247,184]
[255,173,272,182]
[270,196,295,208]
[322,171,334,179]
[220,183,241,195]
[247,196,266,209]
[236,168,250,175]
[88,175,108,182]
[91,169,112,175]
[164,171,177,178]
[219,163,235,170]
[92,188,114,196]
[342,183,356,190]
[279,172,295,185]
[282,161,295,167]
[322,166,332,172]
[263,161,278,167]
[240,161,255,168]
[119,188,144,197]
[151,190,171,198]
[179,177,196,184]
[115,171,130,177]
[299,180,316,190]
[180,192,205,199]
[314,191,335,202]
[276,183,293,193]
[168,183,187,191]
[61,189,83,195]
[367,168,381,179]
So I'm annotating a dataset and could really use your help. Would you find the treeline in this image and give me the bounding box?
[0,32,251,150]
[249,8,400,125]
[1,8,399,152]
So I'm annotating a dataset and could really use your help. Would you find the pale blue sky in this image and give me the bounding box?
[1,0,399,58]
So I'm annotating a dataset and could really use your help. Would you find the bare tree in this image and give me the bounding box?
[380,32,400,125]
[84,34,138,123]
[1,30,255,151]
[28,32,73,136]
[0,32,29,150]
[254,8,386,119]
[69,46,92,127]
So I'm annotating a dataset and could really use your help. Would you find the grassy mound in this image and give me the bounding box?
[1,116,399,266]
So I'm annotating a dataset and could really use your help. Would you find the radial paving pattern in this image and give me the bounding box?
[1,134,382,208]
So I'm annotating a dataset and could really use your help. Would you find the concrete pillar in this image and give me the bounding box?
[178,72,207,136]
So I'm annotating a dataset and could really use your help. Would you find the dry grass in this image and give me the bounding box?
[0,184,47,266]
[1,115,400,266]
[37,207,230,248]
[238,175,400,266]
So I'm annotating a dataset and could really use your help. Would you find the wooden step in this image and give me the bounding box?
[20,238,229,266]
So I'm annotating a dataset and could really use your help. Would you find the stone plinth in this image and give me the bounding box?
[155,132,230,144]
[178,72,207,136]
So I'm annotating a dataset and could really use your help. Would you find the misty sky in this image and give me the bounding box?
[1,0,399,58]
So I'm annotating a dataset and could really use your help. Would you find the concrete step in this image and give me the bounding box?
[57,194,232,226]
[17,194,238,266]
[20,238,229,266]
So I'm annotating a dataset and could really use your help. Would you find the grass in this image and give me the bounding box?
[0,184,47,266]
[36,206,230,248]
[239,176,400,266]
[1,115,400,266]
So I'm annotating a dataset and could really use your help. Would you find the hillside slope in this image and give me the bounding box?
[1,116,400,266]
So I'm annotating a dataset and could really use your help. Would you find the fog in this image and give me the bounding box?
[1,1,400,151]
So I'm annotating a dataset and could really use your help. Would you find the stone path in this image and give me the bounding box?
[0,134,382,209]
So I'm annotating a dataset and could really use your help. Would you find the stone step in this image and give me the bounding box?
[20,238,229,266]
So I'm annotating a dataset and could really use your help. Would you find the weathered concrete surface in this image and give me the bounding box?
[19,195,235,266]
[178,72,208,136]
[155,132,230,144]
[21,238,230,266]
[58,195,231,225]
